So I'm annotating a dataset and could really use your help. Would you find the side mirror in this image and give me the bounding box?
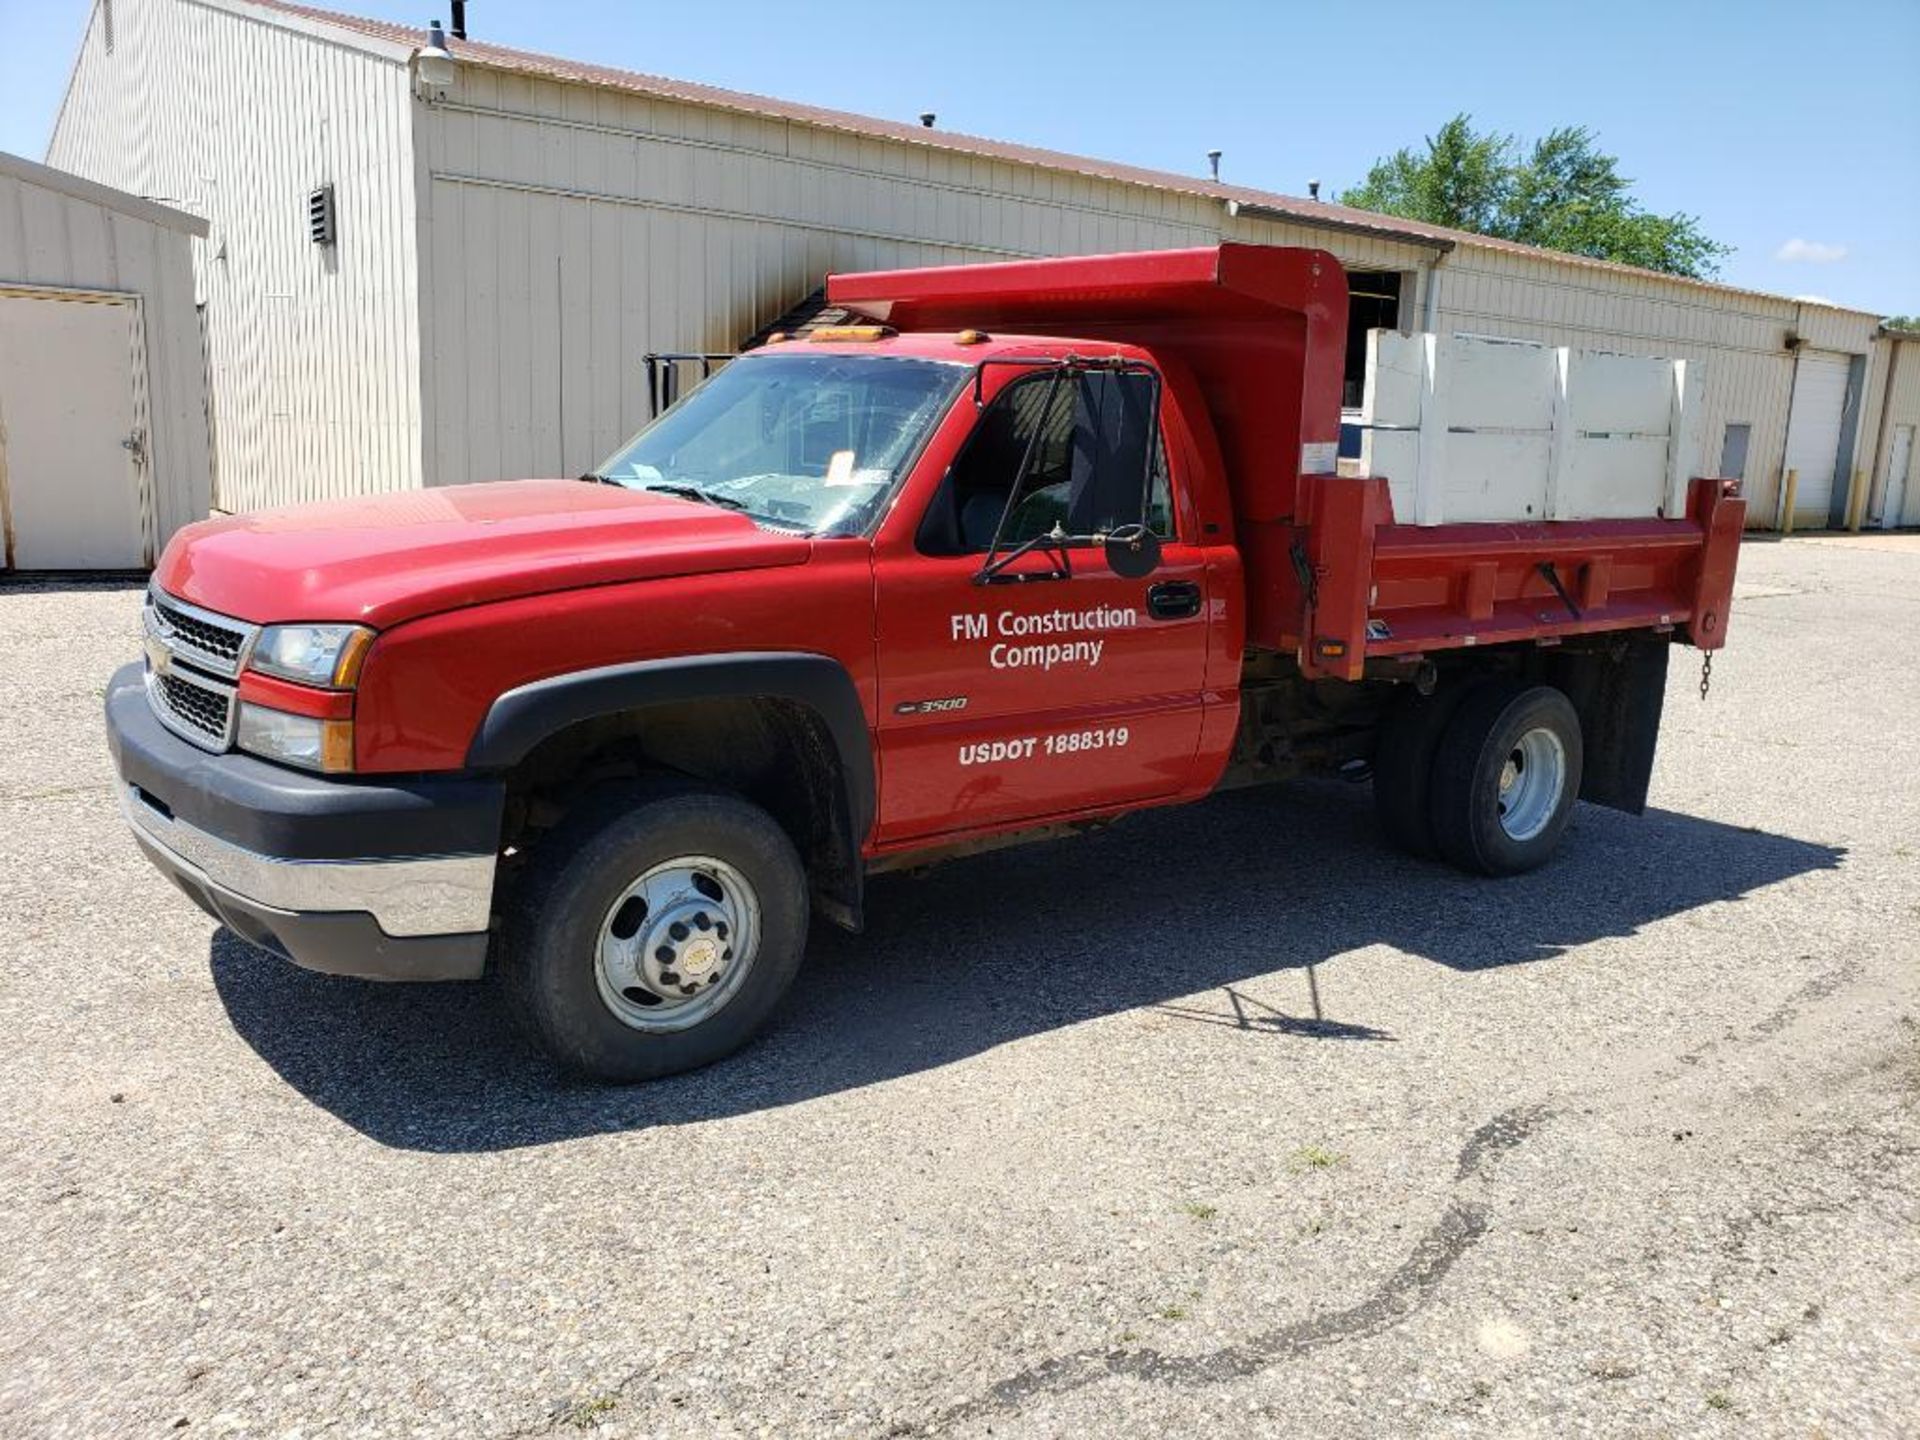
[1104,524,1162,579]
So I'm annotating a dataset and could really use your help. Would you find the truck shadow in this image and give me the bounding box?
[209,782,1841,1153]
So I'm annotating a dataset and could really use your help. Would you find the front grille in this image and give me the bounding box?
[147,589,255,679]
[143,588,253,752]
[150,668,235,748]
[155,599,245,665]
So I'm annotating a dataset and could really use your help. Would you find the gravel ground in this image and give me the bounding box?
[1,537,1915,1439]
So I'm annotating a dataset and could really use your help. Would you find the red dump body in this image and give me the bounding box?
[832,243,1745,680]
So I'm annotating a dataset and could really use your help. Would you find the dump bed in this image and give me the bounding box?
[830,244,1743,679]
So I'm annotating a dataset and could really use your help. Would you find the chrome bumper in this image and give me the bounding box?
[120,784,495,938]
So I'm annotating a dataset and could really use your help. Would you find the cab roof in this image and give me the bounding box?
[747,330,1154,367]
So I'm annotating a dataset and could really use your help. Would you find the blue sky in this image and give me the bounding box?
[2,0,1914,313]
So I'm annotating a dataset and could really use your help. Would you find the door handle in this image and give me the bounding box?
[1146,580,1202,620]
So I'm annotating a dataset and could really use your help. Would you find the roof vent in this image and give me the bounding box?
[307,184,336,247]
[1308,179,1321,200]
[1206,149,1222,181]
[919,112,936,128]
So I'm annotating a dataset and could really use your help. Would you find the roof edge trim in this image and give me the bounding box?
[0,150,209,236]
[182,0,415,63]
[1226,199,1456,255]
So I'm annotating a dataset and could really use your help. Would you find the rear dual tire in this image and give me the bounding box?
[1375,680,1583,876]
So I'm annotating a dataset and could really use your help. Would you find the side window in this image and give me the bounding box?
[918,369,1172,556]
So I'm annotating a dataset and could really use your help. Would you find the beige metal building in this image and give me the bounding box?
[0,150,210,568]
[44,0,1919,530]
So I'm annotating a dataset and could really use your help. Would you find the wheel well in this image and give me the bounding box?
[499,697,862,928]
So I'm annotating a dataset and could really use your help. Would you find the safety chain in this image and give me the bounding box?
[1699,651,1713,702]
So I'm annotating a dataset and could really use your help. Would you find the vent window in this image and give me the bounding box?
[307,185,336,247]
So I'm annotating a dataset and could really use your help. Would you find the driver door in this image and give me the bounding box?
[870,365,1214,844]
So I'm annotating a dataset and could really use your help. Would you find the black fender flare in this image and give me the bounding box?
[467,651,875,846]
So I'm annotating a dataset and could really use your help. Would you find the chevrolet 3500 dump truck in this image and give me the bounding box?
[107,245,1744,1080]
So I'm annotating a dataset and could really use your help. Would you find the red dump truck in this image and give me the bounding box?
[107,244,1744,1080]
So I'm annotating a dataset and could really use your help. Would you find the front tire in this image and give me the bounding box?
[504,782,809,1082]
[1428,682,1583,876]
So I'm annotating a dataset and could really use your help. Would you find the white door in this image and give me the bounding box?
[1884,425,1914,530]
[1781,350,1850,526]
[0,292,147,569]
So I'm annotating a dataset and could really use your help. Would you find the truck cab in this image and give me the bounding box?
[107,245,1743,1081]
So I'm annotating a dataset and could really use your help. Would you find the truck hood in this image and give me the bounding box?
[155,479,814,628]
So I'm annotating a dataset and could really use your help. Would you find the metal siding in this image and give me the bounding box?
[416,67,1842,510]
[48,0,421,513]
[0,168,209,551]
[414,80,1437,484]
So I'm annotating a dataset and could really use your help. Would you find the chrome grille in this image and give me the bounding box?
[151,669,235,745]
[143,588,254,753]
[145,588,257,680]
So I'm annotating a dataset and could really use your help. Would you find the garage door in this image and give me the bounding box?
[0,290,148,569]
[1782,350,1850,526]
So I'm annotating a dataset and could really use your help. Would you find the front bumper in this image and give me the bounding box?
[105,662,503,981]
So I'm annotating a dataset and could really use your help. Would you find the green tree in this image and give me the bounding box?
[1342,115,1732,280]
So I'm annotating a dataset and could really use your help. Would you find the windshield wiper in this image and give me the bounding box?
[640,481,750,512]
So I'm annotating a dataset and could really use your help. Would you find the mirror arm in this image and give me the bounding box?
[975,526,1077,585]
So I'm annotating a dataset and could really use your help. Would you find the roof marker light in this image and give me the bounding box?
[809,325,896,342]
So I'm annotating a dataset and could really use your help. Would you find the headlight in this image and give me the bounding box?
[249,624,375,688]
[237,704,355,773]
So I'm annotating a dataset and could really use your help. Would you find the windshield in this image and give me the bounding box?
[594,352,966,534]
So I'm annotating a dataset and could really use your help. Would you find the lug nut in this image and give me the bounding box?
[669,921,689,941]
[694,913,711,931]
[715,922,729,939]
[660,970,679,985]
[722,948,733,962]
[655,945,674,963]
[679,984,698,996]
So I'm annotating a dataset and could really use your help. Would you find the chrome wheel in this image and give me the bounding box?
[593,855,760,1032]
[1496,727,1568,842]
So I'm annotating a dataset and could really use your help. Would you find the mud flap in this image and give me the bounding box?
[1550,636,1669,815]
